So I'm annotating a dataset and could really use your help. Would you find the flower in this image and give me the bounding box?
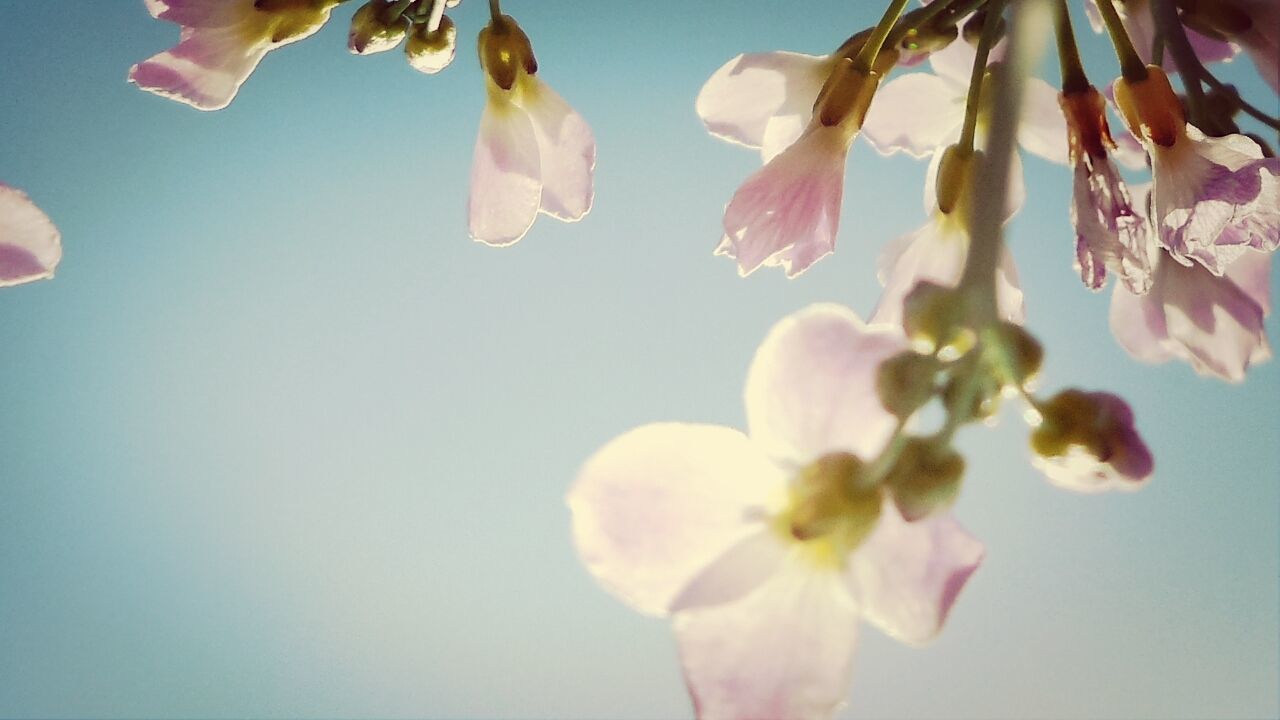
[569,304,984,720]
[468,14,595,246]
[1083,0,1238,72]
[861,35,1069,165]
[714,59,880,277]
[1060,86,1154,293]
[1113,66,1280,275]
[129,0,340,111]
[871,145,1026,326]
[1029,388,1154,493]
[1,183,62,288]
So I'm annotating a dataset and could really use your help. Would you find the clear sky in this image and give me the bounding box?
[1,1,1276,718]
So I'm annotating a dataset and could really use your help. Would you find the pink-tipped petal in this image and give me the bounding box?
[568,423,786,617]
[674,555,860,720]
[719,125,851,277]
[468,94,542,246]
[0,184,62,288]
[845,504,984,645]
[144,0,246,26]
[744,304,906,467]
[861,73,966,158]
[129,25,271,111]
[696,51,831,150]
[518,77,596,222]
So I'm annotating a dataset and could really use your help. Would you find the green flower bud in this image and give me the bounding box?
[902,282,975,359]
[991,321,1043,388]
[877,351,941,419]
[885,438,964,522]
[348,0,407,55]
[478,14,537,90]
[406,13,456,75]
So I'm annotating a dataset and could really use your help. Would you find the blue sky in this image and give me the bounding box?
[1,1,1276,717]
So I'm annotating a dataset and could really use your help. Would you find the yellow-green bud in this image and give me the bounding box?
[990,321,1043,388]
[877,351,941,419]
[885,438,964,522]
[902,282,975,359]
[898,23,958,55]
[478,14,537,90]
[406,14,457,75]
[348,0,407,55]
[942,370,1001,425]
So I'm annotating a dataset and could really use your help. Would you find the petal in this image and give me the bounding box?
[760,113,809,164]
[467,92,542,246]
[922,142,1025,220]
[674,555,860,720]
[927,31,1004,86]
[696,52,831,150]
[144,0,248,26]
[1159,252,1272,381]
[719,125,849,277]
[1016,77,1070,165]
[517,77,596,222]
[871,218,967,326]
[861,73,966,158]
[844,505,984,645]
[744,304,906,468]
[129,24,271,111]
[0,183,62,288]
[568,423,786,617]
[671,530,790,613]
[1109,269,1177,364]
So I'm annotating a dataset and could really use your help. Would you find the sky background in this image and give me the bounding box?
[1,1,1277,718]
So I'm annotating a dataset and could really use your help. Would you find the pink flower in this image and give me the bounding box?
[129,0,340,111]
[871,146,1025,325]
[1114,68,1280,275]
[0,183,62,288]
[1084,0,1238,71]
[1060,86,1155,293]
[569,304,984,720]
[468,15,595,246]
[1029,389,1155,493]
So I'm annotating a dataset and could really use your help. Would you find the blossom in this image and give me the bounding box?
[871,145,1026,326]
[861,36,1069,165]
[129,0,341,111]
[1,183,62,288]
[569,304,984,720]
[1029,389,1154,493]
[468,14,595,246]
[1060,86,1154,293]
[1113,67,1280,275]
[714,60,879,277]
[1084,0,1238,71]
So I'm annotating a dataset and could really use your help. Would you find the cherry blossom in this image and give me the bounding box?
[130,0,341,111]
[468,14,595,246]
[569,304,983,720]
[0,183,62,289]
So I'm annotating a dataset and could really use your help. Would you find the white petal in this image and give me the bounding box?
[517,77,596,222]
[568,423,785,617]
[861,72,965,158]
[467,92,542,246]
[128,24,271,111]
[0,183,62,288]
[696,51,831,150]
[1016,77,1070,165]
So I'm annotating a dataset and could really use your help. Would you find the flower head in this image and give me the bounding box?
[1,183,62,288]
[569,304,984,720]
[468,14,596,246]
[130,0,340,111]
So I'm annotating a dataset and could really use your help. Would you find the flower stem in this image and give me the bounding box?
[1094,0,1149,82]
[426,0,446,32]
[1052,0,1089,94]
[957,0,1008,155]
[1150,0,1211,126]
[852,0,913,74]
[488,0,501,21]
[886,0,989,47]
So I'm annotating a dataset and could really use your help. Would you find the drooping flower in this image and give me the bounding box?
[468,14,595,246]
[569,304,984,720]
[1113,66,1280,275]
[1029,388,1154,493]
[130,0,341,111]
[714,59,880,277]
[871,145,1026,326]
[0,183,62,288]
[1083,0,1239,72]
[1060,85,1154,293]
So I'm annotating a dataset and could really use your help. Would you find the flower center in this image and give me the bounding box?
[772,452,882,569]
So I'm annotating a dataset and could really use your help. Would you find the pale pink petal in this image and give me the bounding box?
[467,94,542,246]
[0,183,62,288]
[1069,153,1155,293]
[144,0,247,26]
[861,73,966,158]
[844,504,983,645]
[129,25,271,111]
[760,113,809,164]
[926,31,1006,86]
[696,51,831,150]
[567,423,786,617]
[1109,274,1177,364]
[671,530,790,613]
[1086,0,1238,70]
[674,555,860,720]
[1238,0,1280,92]
[1016,77,1070,165]
[718,125,850,277]
[744,304,906,467]
[516,77,595,222]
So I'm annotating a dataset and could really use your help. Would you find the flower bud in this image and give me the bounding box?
[784,452,882,557]
[405,13,456,74]
[990,321,1043,388]
[934,144,978,215]
[942,370,1000,425]
[813,58,881,129]
[902,282,975,359]
[348,0,407,55]
[478,14,537,90]
[962,10,1004,46]
[1113,65,1186,147]
[1030,389,1153,490]
[885,438,964,522]
[1059,85,1116,161]
[877,351,941,419]
[898,23,958,57]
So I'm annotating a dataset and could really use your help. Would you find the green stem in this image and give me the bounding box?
[1094,0,1149,82]
[1053,0,1089,94]
[886,0,990,47]
[488,0,501,21]
[1151,0,1210,126]
[957,0,1007,154]
[852,0,913,73]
